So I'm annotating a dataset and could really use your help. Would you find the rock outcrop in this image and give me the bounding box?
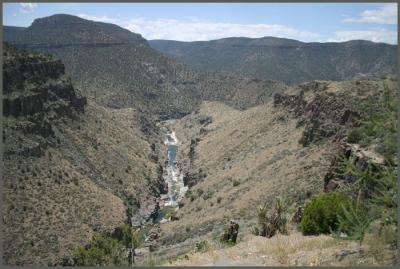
[323,142,386,193]
[3,42,86,158]
[274,81,362,146]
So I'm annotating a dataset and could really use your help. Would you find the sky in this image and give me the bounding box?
[3,2,398,44]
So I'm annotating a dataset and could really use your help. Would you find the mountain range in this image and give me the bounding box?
[149,37,396,85]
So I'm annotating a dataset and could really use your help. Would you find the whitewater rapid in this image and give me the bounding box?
[163,131,188,207]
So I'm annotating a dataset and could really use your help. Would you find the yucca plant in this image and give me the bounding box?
[256,196,289,238]
[370,165,397,209]
[272,196,289,235]
[337,203,372,240]
[257,203,268,236]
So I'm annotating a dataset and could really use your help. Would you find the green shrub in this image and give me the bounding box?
[196,188,204,196]
[74,233,128,266]
[163,206,177,220]
[194,240,210,253]
[300,192,350,235]
[202,190,213,200]
[347,128,364,143]
[232,180,240,187]
[120,224,143,249]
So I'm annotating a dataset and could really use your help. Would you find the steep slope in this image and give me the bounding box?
[148,76,397,263]
[2,43,166,265]
[149,37,396,85]
[4,15,288,118]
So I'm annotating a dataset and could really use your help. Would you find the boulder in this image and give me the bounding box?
[134,247,149,257]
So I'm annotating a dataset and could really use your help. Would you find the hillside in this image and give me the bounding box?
[149,37,396,85]
[144,77,397,265]
[2,43,166,265]
[4,15,288,118]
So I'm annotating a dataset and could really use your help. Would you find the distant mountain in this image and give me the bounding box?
[149,37,397,85]
[3,14,145,45]
[4,15,287,118]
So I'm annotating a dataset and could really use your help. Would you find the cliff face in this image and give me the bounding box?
[3,42,86,158]
[2,44,165,266]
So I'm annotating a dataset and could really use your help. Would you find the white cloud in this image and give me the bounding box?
[19,3,37,14]
[77,13,116,24]
[123,17,320,42]
[327,28,397,44]
[342,3,397,24]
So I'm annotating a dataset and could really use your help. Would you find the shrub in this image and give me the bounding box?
[74,233,128,266]
[194,240,210,253]
[300,192,350,235]
[202,191,213,200]
[163,206,177,219]
[347,128,364,143]
[196,188,204,196]
[232,180,240,187]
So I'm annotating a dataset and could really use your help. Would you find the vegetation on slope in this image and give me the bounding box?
[73,224,145,266]
[295,80,398,261]
[2,43,164,266]
[150,37,396,85]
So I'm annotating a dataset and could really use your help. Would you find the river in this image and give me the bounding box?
[161,129,188,209]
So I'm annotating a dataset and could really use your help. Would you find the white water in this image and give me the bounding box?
[162,131,188,207]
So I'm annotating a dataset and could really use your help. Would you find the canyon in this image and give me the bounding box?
[2,14,398,266]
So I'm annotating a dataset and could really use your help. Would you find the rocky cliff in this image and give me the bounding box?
[3,42,86,158]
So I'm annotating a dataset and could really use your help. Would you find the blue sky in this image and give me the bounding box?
[3,3,398,44]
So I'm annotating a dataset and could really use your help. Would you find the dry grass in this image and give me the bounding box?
[360,233,397,265]
[168,232,362,266]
